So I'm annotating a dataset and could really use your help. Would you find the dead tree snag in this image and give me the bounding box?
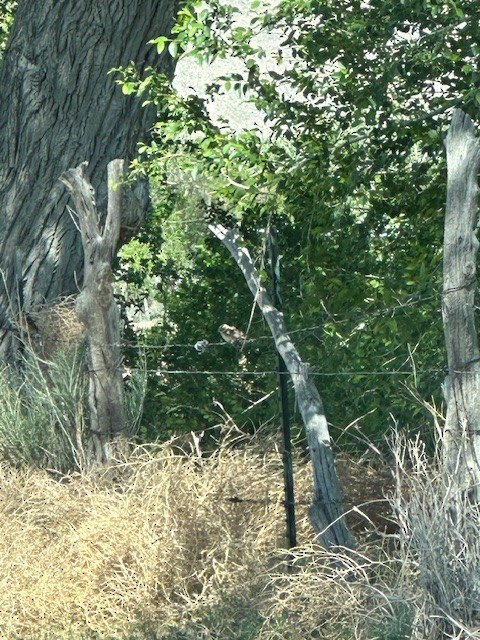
[60,160,131,466]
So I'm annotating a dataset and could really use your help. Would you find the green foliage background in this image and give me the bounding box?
[112,0,480,448]
[4,0,478,449]
[0,1,15,50]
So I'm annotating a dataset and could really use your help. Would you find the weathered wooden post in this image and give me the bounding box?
[209,223,355,550]
[60,160,129,466]
[442,109,480,497]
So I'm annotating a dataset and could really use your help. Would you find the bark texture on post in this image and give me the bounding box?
[209,223,355,550]
[60,161,128,466]
[443,109,480,495]
[0,0,175,360]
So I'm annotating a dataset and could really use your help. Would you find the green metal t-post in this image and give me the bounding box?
[267,226,297,549]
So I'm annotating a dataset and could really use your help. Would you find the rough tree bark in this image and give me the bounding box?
[442,109,480,496]
[209,223,355,550]
[0,0,176,360]
[60,161,129,466]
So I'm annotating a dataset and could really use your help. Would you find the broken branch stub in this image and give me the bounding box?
[209,223,355,550]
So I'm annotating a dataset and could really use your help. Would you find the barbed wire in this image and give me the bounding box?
[123,367,445,378]
[30,288,446,381]
[122,292,440,352]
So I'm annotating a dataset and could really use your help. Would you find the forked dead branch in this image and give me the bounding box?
[60,160,139,467]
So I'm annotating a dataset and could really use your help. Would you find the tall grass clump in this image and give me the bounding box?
[0,345,146,472]
[0,345,88,470]
[391,434,480,639]
[260,542,414,640]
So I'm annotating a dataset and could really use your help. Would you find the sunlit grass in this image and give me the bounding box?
[0,433,478,639]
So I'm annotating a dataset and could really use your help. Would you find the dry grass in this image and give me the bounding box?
[391,435,480,639]
[4,433,478,640]
[0,435,403,640]
[27,296,85,360]
[262,541,413,640]
[0,442,313,640]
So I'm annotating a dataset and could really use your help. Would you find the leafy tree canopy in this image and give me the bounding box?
[0,1,16,52]
[110,0,480,446]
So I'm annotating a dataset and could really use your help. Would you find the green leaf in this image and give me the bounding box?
[168,40,179,58]
[149,35,170,54]
[121,82,136,95]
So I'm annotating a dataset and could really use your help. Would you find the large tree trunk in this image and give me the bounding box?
[0,0,176,360]
[209,223,356,550]
[442,109,480,497]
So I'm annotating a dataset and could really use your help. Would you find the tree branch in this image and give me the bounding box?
[209,223,355,549]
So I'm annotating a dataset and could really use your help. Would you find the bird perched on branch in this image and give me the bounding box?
[218,324,246,347]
